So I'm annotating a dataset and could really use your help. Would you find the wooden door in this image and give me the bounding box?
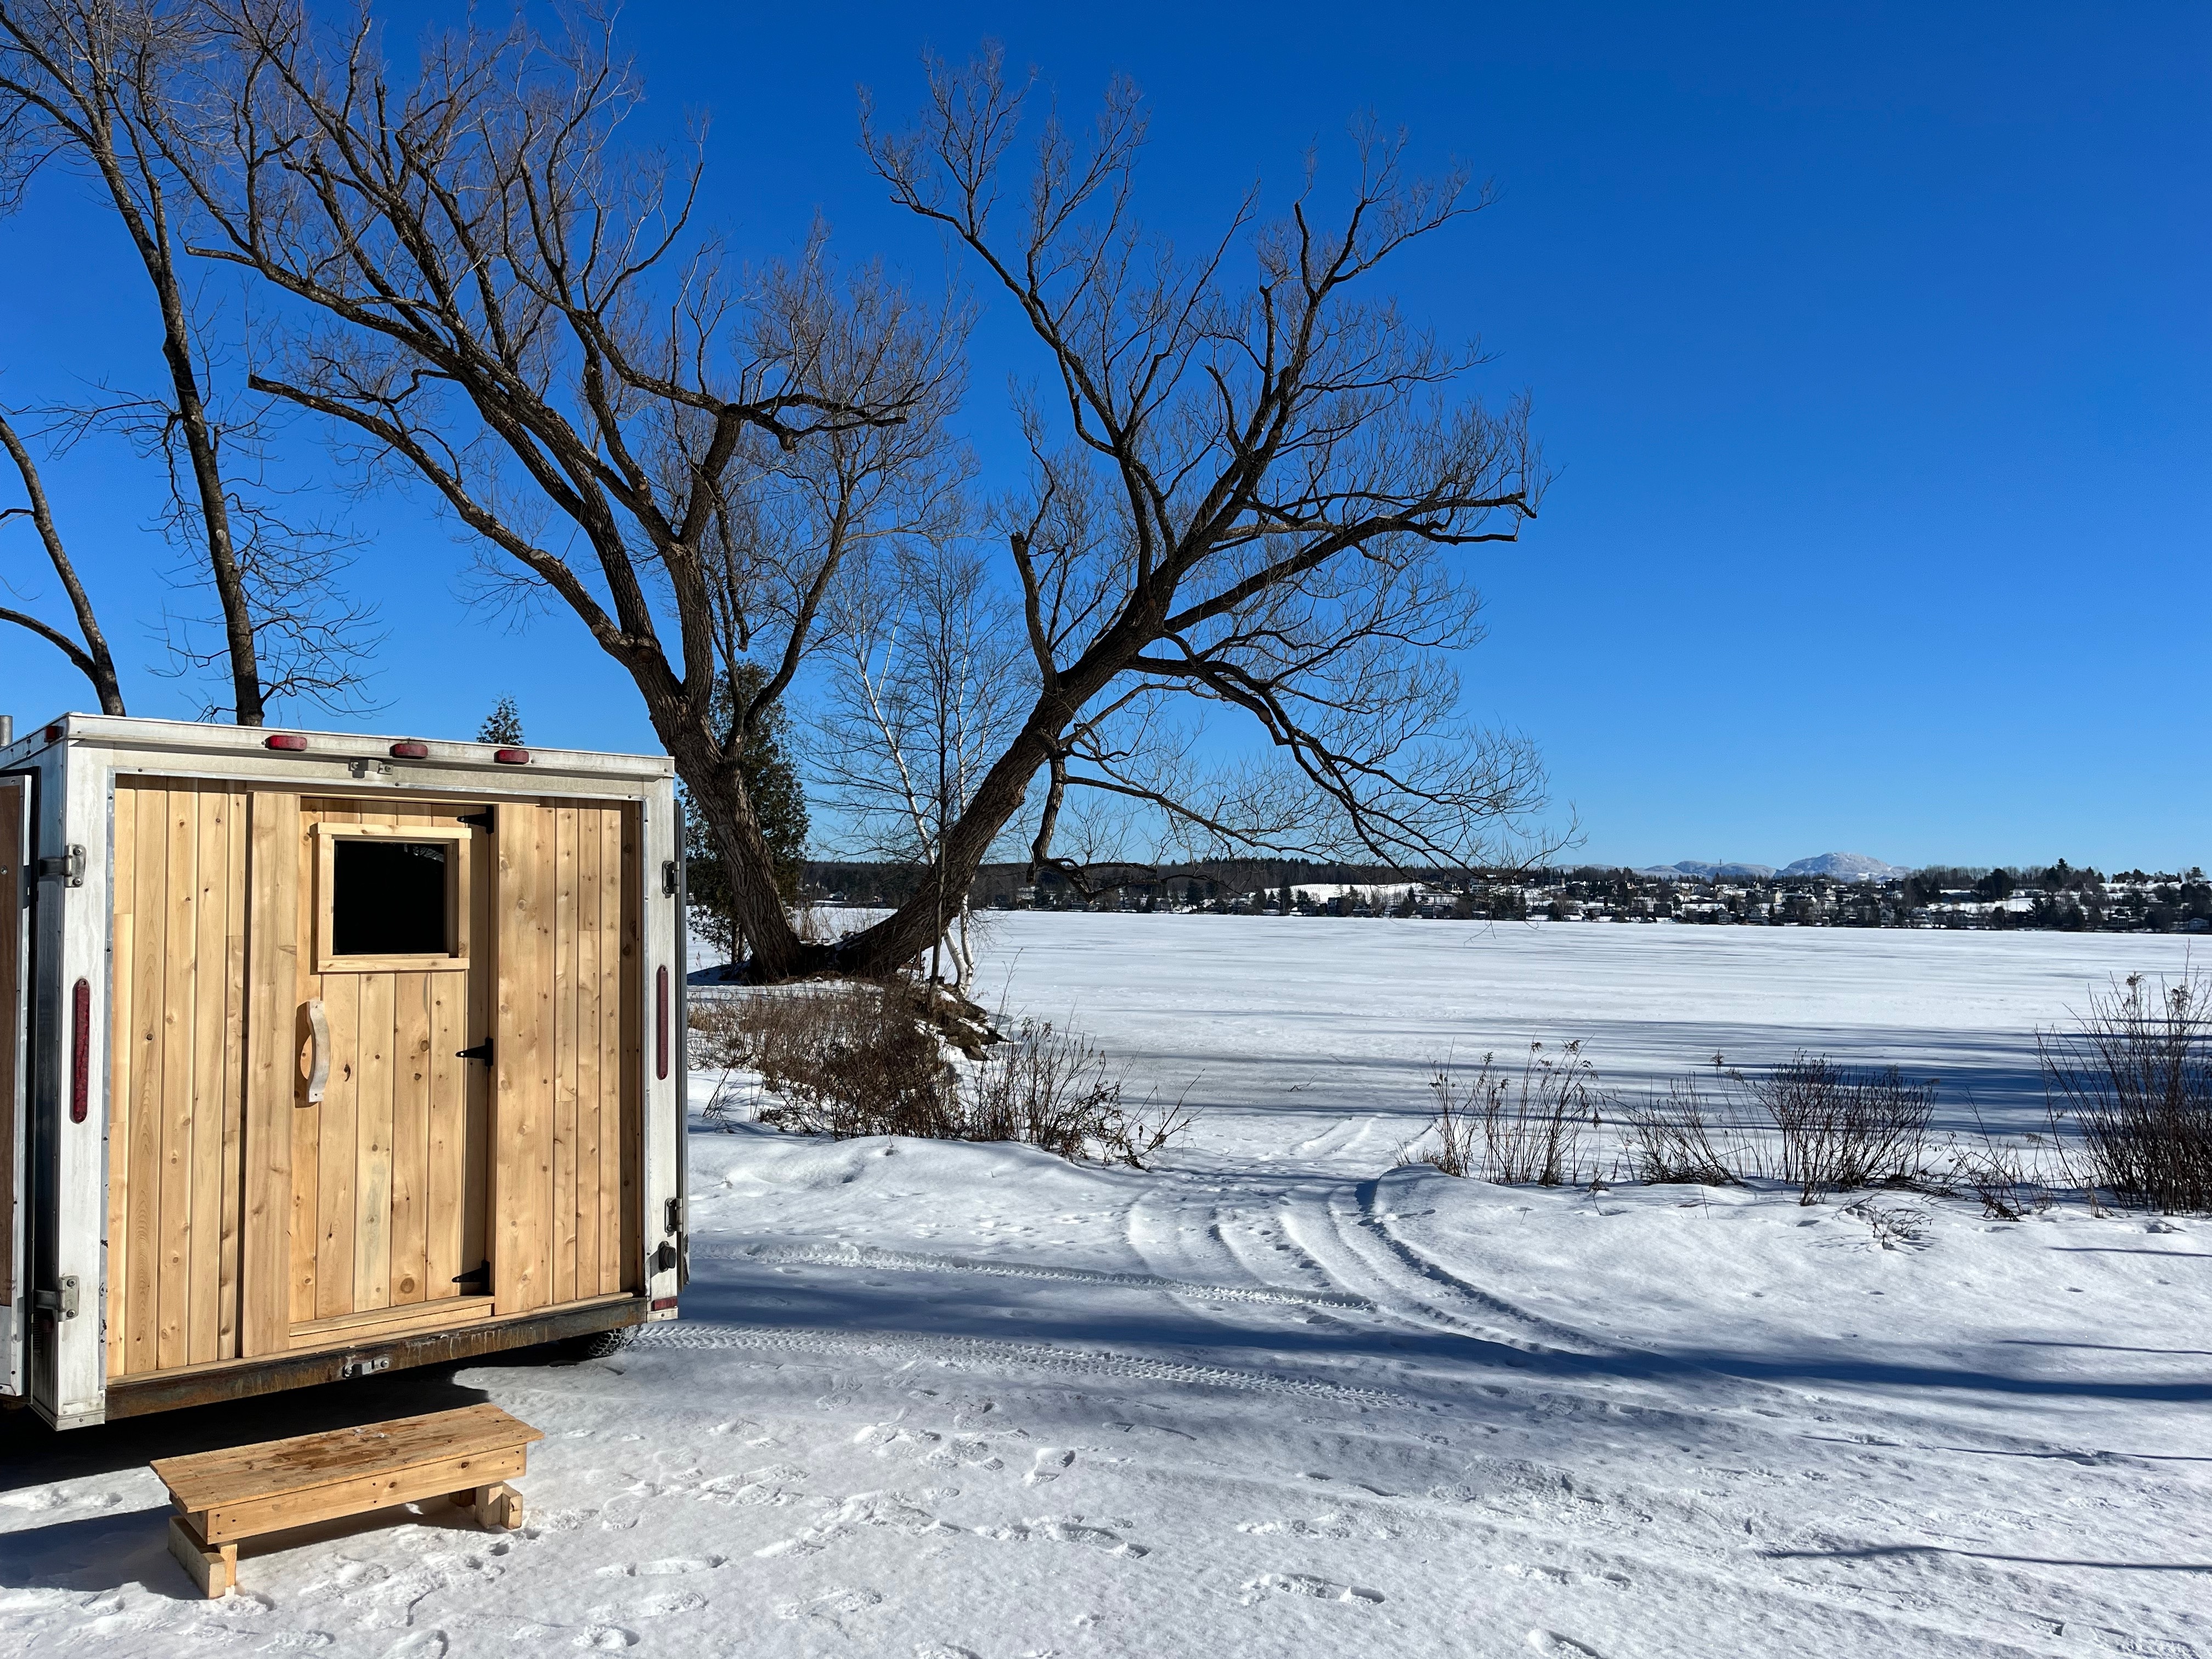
[277,798,493,1350]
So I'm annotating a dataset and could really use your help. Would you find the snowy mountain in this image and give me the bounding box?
[1778,851,1905,882]
[1636,860,1779,879]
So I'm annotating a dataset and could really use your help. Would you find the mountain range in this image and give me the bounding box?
[1635,853,1906,883]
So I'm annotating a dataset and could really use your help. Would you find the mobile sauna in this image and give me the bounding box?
[0,714,689,1430]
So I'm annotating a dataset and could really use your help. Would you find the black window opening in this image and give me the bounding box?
[331,839,452,956]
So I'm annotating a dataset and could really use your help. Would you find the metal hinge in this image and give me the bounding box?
[662,859,678,898]
[31,1275,80,1319]
[453,1261,490,1290]
[665,1198,683,1234]
[36,845,84,888]
[458,809,494,830]
[456,1039,494,1065]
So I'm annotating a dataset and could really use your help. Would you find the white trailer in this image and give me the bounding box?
[0,713,688,1429]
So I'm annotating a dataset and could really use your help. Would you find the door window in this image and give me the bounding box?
[312,823,473,973]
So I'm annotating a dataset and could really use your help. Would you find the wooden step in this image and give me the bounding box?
[152,1403,544,1596]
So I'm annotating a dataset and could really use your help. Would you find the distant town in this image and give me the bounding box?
[804,854,2212,933]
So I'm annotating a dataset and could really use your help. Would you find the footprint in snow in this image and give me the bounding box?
[1240,1573,1382,1606]
[1025,1449,1074,1486]
[383,1634,449,1658]
[597,1556,725,1577]
[635,1592,708,1618]
[574,1628,639,1650]
[1527,1633,1604,1657]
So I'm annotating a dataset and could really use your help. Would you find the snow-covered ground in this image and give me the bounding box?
[4,917,2209,1657]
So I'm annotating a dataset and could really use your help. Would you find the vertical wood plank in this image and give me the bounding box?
[353,970,395,1312]
[288,806,321,1327]
[240,791,300,1359]
[618,804,641,1291]
[105,787,137,1378]
[425,955,463,1303]
[462,815,492,1294]
[218,789,248,1361]
[600,808,625,1294]
[126,786,167,1374]
[495,803,554,1314]
[155,787,199,1370]
[187,787,228,1365]
[390,970,430,1305]
[551,805,578,1306]
[314,969,359,1321]
[574,807,603,1299]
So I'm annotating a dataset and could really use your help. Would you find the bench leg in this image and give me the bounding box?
[472,1482,523,1531]
[168,1516,236,1599]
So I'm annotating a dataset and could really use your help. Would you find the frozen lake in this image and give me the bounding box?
[966,912,2204,1143]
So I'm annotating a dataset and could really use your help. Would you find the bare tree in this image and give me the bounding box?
[831,49,1555,970]
[170,12,1549,981]
[0,0,376,722]
[0,403,126,712]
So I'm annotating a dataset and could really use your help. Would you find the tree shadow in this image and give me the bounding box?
[1766,1542,2210,1573]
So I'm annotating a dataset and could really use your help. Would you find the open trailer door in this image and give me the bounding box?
[0,774,27,1400]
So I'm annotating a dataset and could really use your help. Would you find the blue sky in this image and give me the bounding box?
[2,3,2204,871]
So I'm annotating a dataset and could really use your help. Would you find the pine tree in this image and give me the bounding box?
[682,665,808,962]
[477,696,524,745]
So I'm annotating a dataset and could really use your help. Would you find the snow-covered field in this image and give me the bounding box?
[5,917,2209,1657]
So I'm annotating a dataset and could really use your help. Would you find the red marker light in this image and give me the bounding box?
[389,741,429,759]
[70,979,91,1123]
[264,733,308,752]
[656,966,670,1080]
[493,747,530,765]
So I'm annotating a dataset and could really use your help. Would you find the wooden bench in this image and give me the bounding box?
[151,1403,545,1599]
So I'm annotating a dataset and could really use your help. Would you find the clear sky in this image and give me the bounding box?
[2,3,2204,871]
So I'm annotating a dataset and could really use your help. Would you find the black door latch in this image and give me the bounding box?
[456,1039,494,1064]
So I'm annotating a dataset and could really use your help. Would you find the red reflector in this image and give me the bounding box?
[656,966,670,1080]
[264,733,308,751]
[493,747,530,765]
[389,741,429,759]
[650,1297,678,1312]
[44,723,63,742]
[70,978,91,1123]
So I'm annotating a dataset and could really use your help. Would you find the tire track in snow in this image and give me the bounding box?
[691,1239,1373,1312]
[629,1320,1416,1406]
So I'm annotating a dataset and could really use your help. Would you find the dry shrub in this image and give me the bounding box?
[1413,1041,1601,1186]
[1618,1053,1936,1202]
[692,981,1190,1168]
[2041,972,2212,1212]
[968,1019,1194,1169]
[1752,1054,1936,1203]
[1623,1073,1745,1185]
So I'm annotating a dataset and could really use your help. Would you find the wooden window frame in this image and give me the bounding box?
[311,823,472,975]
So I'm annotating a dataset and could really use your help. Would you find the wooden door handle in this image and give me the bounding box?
[304,998,331,1104]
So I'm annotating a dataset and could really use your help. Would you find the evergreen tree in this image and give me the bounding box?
[682,665,808,961]
[478,695,524,744]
